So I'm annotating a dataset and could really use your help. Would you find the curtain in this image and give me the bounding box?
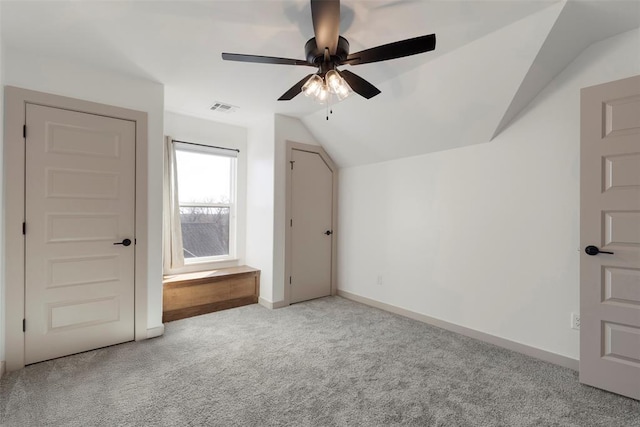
[163,136,185,271]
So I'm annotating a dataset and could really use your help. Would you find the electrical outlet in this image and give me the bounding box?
[571,313,580,330]
[377,275,383,286]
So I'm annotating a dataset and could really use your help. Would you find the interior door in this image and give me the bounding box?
[290,149,333,304]
[580,75,640,399]
[25,104,136,365]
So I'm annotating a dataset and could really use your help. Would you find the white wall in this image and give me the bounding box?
[164,112,248,270]
[272,114,320,302]
[2,49,165,334]
[337,29,640,361]
[246,117,276,302]
[0,2,5,363]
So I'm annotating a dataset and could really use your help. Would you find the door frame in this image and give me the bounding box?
[3,86,149,371]
[284,141,338,306]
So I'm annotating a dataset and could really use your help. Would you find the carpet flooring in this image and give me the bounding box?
[1,296,638,426]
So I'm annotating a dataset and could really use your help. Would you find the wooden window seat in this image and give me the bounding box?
[162,266,260,322]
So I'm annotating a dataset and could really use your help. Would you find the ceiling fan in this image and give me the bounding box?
[221,0,436,103]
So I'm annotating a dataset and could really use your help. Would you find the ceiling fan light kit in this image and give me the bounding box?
[302,69,352,104]
[325,70,352,100]
[221,0,436,112]
[301,74,323,98]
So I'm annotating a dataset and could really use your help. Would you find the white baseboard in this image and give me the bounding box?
[337,290,579,371]
[259,297,288,309]
[146,324,165,339]
[0,361,5,378]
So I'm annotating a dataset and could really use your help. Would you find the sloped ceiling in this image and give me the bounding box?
[2,1,639,167]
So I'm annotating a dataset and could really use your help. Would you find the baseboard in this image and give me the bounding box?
[0,361,5,378]
[337,290,579,371]
[146,324,165,339]
[258,297,288,309]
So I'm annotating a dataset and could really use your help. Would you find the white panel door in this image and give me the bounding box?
[290,149,333,304]
[25,104,136,365]
[580,75,640,399]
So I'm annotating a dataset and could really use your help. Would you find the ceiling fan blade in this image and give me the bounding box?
[339,70,381,99]
[311,0,340,55]
[222,53,312,67]
[278,74,315,101]
[342,34,436,66]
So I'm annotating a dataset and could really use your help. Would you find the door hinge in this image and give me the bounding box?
[23,319,26,332]
[22,222,26,235]
[290,219,293,227]
[289,276,292,284]
[23,125,26,139]
[290,161,295,170]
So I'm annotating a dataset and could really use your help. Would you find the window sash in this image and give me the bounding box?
[179,202,232,209]
[179,203,234,261]
[174,141,238,158]
[181,204,235,264]
[164,137,238,273]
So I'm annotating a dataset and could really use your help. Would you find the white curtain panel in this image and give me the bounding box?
[163,136,185,271]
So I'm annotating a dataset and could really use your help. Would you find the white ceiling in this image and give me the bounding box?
[2,1,639,166]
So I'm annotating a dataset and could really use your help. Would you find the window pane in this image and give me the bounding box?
[175,149,231,204]
[180,206,230,258]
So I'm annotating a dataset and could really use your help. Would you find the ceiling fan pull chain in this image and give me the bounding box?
[326,97,329,121]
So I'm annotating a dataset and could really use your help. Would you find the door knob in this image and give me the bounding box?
[114,238,132,247]
[324,230,333,236]
[585,245,613,256]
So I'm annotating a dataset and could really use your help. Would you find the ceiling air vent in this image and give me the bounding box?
[210,102,238,114]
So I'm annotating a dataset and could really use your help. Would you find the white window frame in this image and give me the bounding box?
[164,139,240,275]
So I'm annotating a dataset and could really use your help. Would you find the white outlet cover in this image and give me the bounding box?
[571,313,580,330]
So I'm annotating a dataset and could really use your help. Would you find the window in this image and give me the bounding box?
[165,139,238,272]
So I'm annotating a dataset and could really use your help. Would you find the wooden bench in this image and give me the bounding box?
[162,266,260,322]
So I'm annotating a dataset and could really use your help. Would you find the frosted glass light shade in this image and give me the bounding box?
[302,74,323,98]
[325,70,341,93]
[335,80,351,100]
[316,84,329,104]
[326,70,351,100]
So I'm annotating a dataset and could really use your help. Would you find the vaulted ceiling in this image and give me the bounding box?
[2,1,639,166]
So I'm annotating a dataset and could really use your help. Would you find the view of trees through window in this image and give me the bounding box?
[180,205,230,258]
[175,146,234,260]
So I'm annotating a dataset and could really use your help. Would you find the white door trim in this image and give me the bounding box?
[3,86,149,371]
[284,141,338,306]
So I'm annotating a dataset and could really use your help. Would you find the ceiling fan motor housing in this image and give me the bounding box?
[305,36,350,68]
